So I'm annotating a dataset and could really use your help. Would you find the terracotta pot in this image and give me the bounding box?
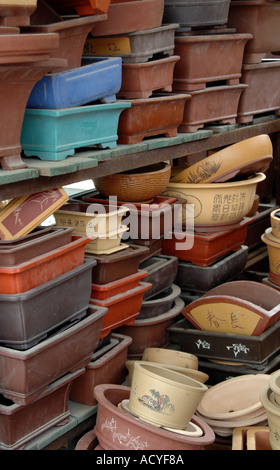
[261,229,280,286]
[163,173,265,231]
[173,33,252,92]
[270,208,280,238]
[0,369,83,450]
[142,346,198,370]
[177,84,247,132]
[141,255,178,300]
[0,0,37,27]
[46,0,111,15]
[245,203,275,251]
[0,305,107,405]
[237,60,280,123]
[260,381,280,450]
[70,333,132,405]
[128,362,208,429]
[116,296,185,359]
[132,236,163,263]
[90,0,164,36]
[162,218,251,266]
[91,269,148,300]
[227,0,280,64]
[93,384,215,449]
[118,55,180,99]
[117,94,190,145]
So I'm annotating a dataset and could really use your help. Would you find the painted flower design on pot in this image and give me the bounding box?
[187,160,222,184]
[138,389,175,415]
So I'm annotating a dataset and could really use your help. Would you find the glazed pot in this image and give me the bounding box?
[173,33,252,91]
[163,174,264,231]
[0,305,107,405]
[268,370,280,406]
[116,296,185,358]
[70,333,132,405]
[0,0,37,27]
[237,60,280,124]
[260,381,280,450]
[90,0,164,36]
[93,384,215,450]
[138,284,181,319]
[261,229,280,286]
[117,94,190,145]
[227,0,280,64]
[177,84,247,132]
[142,347,198,370]
[128,362,207,428]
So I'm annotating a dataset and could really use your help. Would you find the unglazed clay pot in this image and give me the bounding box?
[268,370,280,406]
[0,0,37,26]
[128,362,208,428]
[261,229,280,286]
[46,0,111,15]
[142,347,198,370]
[260,381,280,450]
[270,208,280,239]
[232,425,271,450]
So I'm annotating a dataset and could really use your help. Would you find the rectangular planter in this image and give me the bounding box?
[173,33,252,91]
[0,235,90,294]
[0,226,73,266]
[90,281,152,338]
[0,305,107,405]
[85,23,178,63]
[0,369,83,450]
[91,269,148,300]
[0,258,96,350]
[237,60,280,123]
[69,333,132,405]
[27,56,122,109]
[21,101,131,161]
[84,225,129,255]
[178,84,247,132]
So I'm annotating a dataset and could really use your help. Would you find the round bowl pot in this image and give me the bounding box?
[93,162,171,203]
[163,172,266,230]
[260,381,280,450]
[261,230,280,286]
[142,347,198,370]
[126,360,209,386]
[268,370,280,406]
[270,208,280,239]
[128,362,208,429]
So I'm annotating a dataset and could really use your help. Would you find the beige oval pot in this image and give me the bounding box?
[260,381,280,451]
[128,362,208,429]
[268,370,280,406]
[142,347,198,370]
[261,230,280,282]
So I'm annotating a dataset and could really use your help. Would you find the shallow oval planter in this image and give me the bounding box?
[173,33,252,91]
[270,208,280,238]
[138,284,181,319]
[261,229,280,286]
[128,362,208,428]
[93,383,215,450]
[142,346,198,370]
[164,173,265,231]
[260,381,280,450]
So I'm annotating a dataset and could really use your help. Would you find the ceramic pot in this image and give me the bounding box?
[91,269,148,300]
[164,174,264,231]
[141,255,178,300]
[270,208,280,238]
[116,296,185,359]
[268,371,280,407]
[173,33,252,91]
[245,203,275,251]
[260,381,280,450]
[177,84,247,132]
[138,284,181,319]
[182,280,280,336]
[90,0,164,36]
[232,426,271,451]
[142,347,198,370]
[237,60,280,123]
[0,0,37,27]
[93,384,215,449]
[171,134,273,184]
[117,94,190,145]
[227,0,280,64]
[128,362,207,428]
[0,305,107,405]
[261,229,280,286]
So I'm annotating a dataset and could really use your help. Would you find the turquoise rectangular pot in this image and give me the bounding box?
[21,101,131,161]
[27,57,122,109]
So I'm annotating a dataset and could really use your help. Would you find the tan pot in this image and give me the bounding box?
[268,370,280,406]
[142,347,198,370]
[128,362,208,429]
[260,381,280,450]
[261,229,280,285]
[270,208,280,239]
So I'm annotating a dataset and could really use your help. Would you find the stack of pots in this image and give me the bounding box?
[261,208,280,290]
[260,369,280,450]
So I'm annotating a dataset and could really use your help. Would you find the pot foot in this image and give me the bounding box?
[100,94,117,104]
[0,154,27,170]
[23,148,75,161]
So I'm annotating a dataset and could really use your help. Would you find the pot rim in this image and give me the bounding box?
[260,382,280,416]
[167,172,266,190]
[268,370,280,396]
[126,360,209,383]
[133,296,184,325]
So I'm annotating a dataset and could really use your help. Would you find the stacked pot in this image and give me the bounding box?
[260,369,280,450]
[261,208,280,289]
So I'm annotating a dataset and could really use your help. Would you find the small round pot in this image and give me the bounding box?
[142,347,198,370]
[126,360,209,387]
[163,172,266,230]
[128,362,207,429]
[268,370,280,406]
[270,208,280,239]
[261,229,280,285]
[260,382,280,451]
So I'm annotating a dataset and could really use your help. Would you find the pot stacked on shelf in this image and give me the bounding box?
[261,208,280,290]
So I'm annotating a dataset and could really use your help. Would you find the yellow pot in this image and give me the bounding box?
[261,229,280,280]
[142,347,198,370]
[270,208,280,239]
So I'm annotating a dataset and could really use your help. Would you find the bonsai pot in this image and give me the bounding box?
[270,208,280,238]
[46,0,111,15]
[70,333,132,405]
[260,381,280,450]
[177,84,247,132]
[138,284,181,319]
[116,296,185,358]
[268,370,280,406]
[0,0,37,27]
[245,203,275,251]
[0,305,107,405]
[142,346,198,370]
[140,255,178,300]
[27,56,122,109]
[90,269,148,300]
[82,225,129,255]
[0,369,83,450]
[237,60,280,124]
[117,94,190,145]
[232,426,271,451]
[261,229,280,286]
[128,362,208,429]
[93,383,215,449]
[89,0,164,36]
[173,33,252,91]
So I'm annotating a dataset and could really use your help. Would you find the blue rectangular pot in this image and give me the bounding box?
[21,101,131,161]
[27,57,122,109]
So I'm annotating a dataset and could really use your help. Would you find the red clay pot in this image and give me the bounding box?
[0,1,37,27]
[90,269,148,300]
[46,0,111,15]
[173,33,252,91]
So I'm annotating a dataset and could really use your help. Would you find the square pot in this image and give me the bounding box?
[0,305,107,405]
[0,258,96,350]
[21,101,131,160]
[27,56,122,109]
[69,333,132,405]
